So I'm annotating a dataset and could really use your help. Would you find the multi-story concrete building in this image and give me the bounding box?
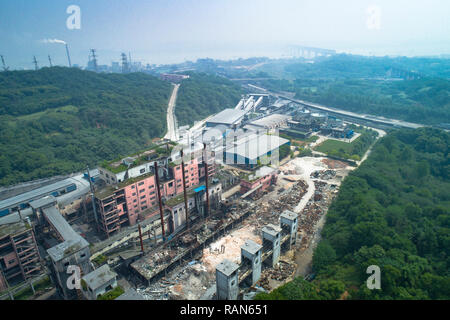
[0,220,42,292]
[240,166,278,198]
[95,157,203,237]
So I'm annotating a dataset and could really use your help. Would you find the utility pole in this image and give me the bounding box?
[33,56,39,70]
[48,55,53,67]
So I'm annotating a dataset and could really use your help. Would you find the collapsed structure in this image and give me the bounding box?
[215,210,298,300]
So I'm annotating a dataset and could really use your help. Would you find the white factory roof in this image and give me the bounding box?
[224,134,289,161]
[207,109,246,125]
[0,179,75,210]
[249,114,291,128]
[271,99,291,108]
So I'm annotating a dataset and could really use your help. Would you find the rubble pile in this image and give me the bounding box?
[310,169,336,180]
[321,158,348,169]
[257,261,297,291]
[137,261,213,300]
[297,181,334,249]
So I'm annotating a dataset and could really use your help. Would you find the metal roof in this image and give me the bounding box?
[44,205,89,262]
[43,206,83,242]
[0,179,76,211]
[29,196,57,210]
[207,109,246,125]
[249,114,290,128]
[224,134,289,161]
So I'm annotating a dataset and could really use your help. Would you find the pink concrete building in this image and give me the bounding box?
[240,166,278,198]
[95,158,202,237]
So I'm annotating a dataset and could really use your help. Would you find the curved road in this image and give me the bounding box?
[164,84,180,141]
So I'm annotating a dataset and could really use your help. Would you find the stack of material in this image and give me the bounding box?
[257,261,297,291]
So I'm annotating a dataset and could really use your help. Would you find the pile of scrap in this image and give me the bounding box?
[310,169,336,180]
[257,261,297,291]
[137,261,213,300]
[180,233,197,246]
[298,181,333,249]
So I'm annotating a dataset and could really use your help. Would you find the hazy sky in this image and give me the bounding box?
[0,0,449,69]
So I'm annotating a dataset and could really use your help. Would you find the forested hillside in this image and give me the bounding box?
[175,73,243,126]
[259,77,450,125]
[256,128,450,300]
[0,67,172,186]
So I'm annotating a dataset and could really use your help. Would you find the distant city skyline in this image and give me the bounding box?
[1,0,449,69]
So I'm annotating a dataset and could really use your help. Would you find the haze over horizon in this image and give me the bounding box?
[1,0,449,69]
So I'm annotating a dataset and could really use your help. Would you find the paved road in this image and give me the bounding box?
[164,84,180,141]
[256,87,424,130]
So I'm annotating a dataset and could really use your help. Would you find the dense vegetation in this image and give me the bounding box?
[256,128,450,300]
[260,54,450,80]
[0,67,172,186]
[258,77,450,126]
[175,72,244,126]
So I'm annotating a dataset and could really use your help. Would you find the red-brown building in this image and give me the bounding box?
[240,166,278,198]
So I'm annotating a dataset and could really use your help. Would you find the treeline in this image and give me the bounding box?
[175,73,243,126]
[257,128,450,299]
[282,54,450,80]
[259,77,450,125]
[0,67,172,186]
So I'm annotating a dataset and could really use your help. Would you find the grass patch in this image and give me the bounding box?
[93,254,108,266]
[97,286,124,300]
[314,128,378,160]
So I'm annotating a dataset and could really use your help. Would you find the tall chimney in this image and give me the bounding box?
[154,162,166,241]
[65,44,72,67]
[203,143,210,217]
[180,150,190,230]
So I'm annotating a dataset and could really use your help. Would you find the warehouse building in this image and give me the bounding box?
[223,134,290,169]
[206,109,247,128]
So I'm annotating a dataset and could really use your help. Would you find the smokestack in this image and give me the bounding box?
[65,44,72,67]
[203,143,210,218]
[138,224,144,253]
[180,150,189,230]
[154,162,166,241]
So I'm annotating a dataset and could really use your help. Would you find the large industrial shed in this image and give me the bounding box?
[223,134,290,168]
[206,109,247,128]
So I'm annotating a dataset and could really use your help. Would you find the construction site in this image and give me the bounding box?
[111,154,354,300]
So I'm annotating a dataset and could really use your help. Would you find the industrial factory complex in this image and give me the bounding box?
[0,78,387,301]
